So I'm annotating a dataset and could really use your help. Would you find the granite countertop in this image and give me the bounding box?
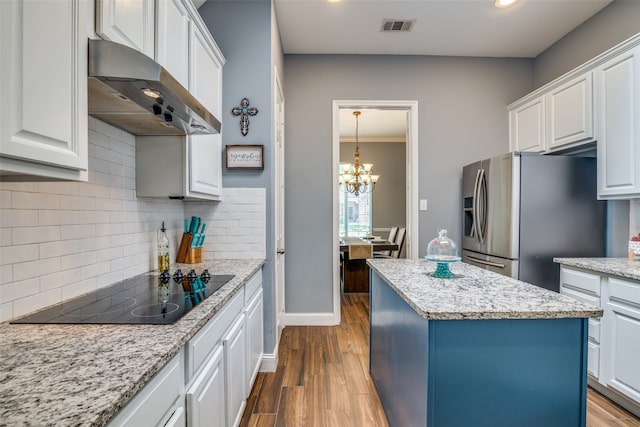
[367,259,603,321]
[0,259,264,427]
[554,257,640,281]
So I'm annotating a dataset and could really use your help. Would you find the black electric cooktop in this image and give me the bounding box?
[11,271,234,325]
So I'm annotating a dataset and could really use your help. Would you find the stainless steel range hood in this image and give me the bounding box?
[88,39,221,136]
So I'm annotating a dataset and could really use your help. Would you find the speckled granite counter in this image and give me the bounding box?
[554,257,640,281]
[0,259,264,427]
[367,258,602,320]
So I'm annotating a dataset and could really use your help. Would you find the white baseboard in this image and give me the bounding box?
[260,353,278,372]
[283,312,339,326]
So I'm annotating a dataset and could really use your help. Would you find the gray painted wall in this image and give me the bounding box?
[533,0,640,88]
[284,55,533,313]
[340,140,406,230]
[199,0,284,355]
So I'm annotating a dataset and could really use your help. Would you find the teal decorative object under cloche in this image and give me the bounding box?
[425,229,460,278]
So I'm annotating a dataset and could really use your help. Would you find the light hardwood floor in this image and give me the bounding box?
[240,293,640,427]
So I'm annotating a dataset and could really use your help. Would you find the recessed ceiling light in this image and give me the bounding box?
[495,0,520,8]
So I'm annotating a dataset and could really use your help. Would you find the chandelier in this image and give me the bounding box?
[339,111,380,196]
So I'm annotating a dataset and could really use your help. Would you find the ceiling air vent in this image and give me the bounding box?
[380,19,415,32]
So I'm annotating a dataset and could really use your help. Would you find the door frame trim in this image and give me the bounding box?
[332,100,419,322]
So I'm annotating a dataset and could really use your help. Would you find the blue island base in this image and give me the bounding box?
[370,272,589,427]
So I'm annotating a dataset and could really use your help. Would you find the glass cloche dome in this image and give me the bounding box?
[425,229,460,278]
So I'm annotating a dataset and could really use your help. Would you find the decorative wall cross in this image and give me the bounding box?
[231,98,259,136]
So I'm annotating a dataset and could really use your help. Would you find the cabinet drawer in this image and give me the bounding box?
[107,349,184,427]
[609,277,640,306]
[245,270,262,304]
[561,267,601,296]
[560,285,600,308]
[186,289,244,380]
[588,341,600,379]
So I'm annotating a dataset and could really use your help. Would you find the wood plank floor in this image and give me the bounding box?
[240,293,640,427]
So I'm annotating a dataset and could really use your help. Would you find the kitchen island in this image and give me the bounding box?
[368,258,603,427]
[0,259,264,426]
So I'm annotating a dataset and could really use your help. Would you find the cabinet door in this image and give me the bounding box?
[0,0,88,178]
[156,0,190,88]
[547,73,594,150]
[509,97,545,152]
[190,26,222,117]
[96,0,154,57]
[186,345,226,427]
[604,278,640,403]
[246,288,264,389]
[189,134,223,199]
[224,314,247,427]
[595,46,640,199]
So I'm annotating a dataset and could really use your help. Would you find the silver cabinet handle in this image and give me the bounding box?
[277,248,285,255]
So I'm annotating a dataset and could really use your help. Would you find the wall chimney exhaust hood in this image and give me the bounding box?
[88,39,221,136]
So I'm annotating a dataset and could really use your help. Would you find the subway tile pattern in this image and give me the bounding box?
[368,259,603,320]
[185,188,266,260]
[0,118,266,322]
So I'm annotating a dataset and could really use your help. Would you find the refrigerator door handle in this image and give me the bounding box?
[472,169,482,242]
[465,255,506,269]
[477,168,487,244]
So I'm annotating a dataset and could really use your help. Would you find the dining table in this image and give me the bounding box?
[340,236,399,293]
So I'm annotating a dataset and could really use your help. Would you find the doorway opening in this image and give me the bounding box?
[332,100,419,323]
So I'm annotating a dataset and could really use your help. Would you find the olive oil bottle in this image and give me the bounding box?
[157,221,170,272]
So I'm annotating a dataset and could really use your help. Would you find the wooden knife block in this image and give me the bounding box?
[176,233,204,264]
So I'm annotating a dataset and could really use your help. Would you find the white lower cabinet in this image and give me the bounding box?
[245,288,264,389]
[186,345,226,427]
[106,269,264,426]
[603,278,640,404]
[560,266,640,415]
[106,349,185,427]
[224,314,247,427]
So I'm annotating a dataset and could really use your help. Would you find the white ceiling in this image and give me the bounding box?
[272,0,613,138]
[273,0,613,57]
[199,0,614,138]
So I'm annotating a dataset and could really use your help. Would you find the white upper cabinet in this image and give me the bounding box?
[96,0,155,57]
[156,0,190,88]
[508,73,594,154]
[547,73,594,150]
[0,0,88,180]
[135,1,224,201]
[190,25,223,117]
[509,96,545,153]
[595,45,640,200]
[189,134,223,198]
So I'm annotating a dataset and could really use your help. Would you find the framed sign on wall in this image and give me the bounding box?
[225,144,264,170]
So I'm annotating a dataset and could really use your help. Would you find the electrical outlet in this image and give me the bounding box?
[420,199,428,211]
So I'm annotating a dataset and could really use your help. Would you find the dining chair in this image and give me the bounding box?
[374,227,398,257]
[390,227,406,258]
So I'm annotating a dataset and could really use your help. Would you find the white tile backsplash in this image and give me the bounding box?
[0,118,265,322]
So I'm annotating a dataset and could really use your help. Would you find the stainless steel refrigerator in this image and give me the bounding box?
[462,152,605,292]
